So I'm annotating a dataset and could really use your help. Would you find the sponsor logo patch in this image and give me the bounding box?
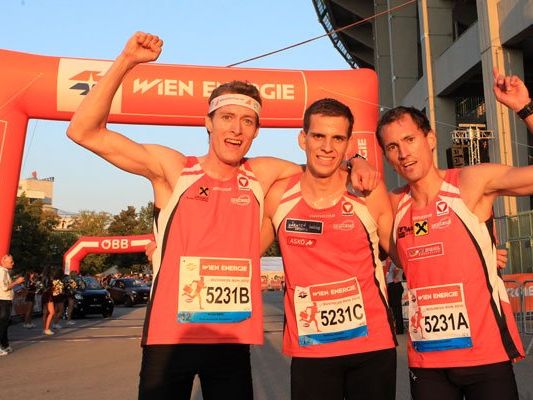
[406,243,444,260]
[431,217,451,230]
[285,219,323,235]
[436,200,449,216]
[341,201,354,216]
[287,236,317,247]
[186,186,209,202]
[237,175,250,190]
[332,220,355,231]
[230,195,250,206]
[309,213,335,219]
[414,220,429,236]
[398,225,414,238]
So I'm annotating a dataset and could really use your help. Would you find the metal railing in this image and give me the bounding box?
[495,211,533,275]
[504,279,533,336]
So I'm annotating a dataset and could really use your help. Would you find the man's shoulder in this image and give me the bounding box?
[388,185,409,212]
[390,185,409,197]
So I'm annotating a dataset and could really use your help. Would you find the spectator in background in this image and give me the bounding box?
[0,254,24,355]
[23,271,38,329]
[51,269,65,330]
[386,259,404,335]
[63,271,78,326]
[41,266,56,336]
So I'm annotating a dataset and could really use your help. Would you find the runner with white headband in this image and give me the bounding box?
[67,31,379,400]
[208,93,262,116]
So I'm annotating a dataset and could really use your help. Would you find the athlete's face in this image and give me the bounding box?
[380,114,436,184]
[299,114,351,179]
[205,104,259,166]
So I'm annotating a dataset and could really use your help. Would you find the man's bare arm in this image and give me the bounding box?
[366,182,399,266]
[251,156,380,196]
[260,178,289,254]
[67,32,182,182]
[461,163,533,198]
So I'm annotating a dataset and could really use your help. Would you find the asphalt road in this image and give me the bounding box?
[2,291,532,399]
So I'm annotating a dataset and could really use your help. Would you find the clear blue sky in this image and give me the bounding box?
[2,0,350,214]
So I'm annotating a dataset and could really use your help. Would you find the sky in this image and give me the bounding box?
[1,0,351,214]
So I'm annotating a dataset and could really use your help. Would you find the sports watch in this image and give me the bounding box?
[517,100,533,120]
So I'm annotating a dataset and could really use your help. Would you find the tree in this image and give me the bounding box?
[106,205,152,269]
[70,210,112,236]
[107,206,139,236]
[10,196,51,273]
[137,202,154,233]
[47,230,79,268]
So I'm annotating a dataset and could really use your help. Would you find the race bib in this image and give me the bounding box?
[177,256,252,323]
[294,277,367,346]
[408,283,472,352]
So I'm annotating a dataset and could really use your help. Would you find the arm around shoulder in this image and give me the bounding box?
[260,177,291,254]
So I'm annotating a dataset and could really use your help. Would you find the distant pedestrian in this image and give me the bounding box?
[23,271,38,328]
[0,254,25,355]
[51,269,65,330]
[386,259,404,334]
[64,271,78,326]
[41,266,56,335]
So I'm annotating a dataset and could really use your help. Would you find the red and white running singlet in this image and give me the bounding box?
[273,176,396,358]
[143,157,264,346]
[393,169,524,368]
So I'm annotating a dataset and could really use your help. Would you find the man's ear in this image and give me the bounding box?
[427,130,437,151]
[298,130,307,151]
[205,116,213,134]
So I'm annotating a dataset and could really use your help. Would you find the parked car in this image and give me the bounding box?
[73,276,114,318]
[107,278,150,306]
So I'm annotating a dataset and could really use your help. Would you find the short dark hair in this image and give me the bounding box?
[376,106,431,149]
[303,98,354,137]
[207,80,262,125]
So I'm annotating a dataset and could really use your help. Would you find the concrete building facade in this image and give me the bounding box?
[313,0,532,218]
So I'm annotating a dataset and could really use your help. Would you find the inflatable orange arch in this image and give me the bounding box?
[0,49,380,255]
[63,234,154,274]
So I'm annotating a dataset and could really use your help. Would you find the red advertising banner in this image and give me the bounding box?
[0,49,380,258]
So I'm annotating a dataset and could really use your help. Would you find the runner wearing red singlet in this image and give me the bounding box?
[262,99,397,400]
[67,33,379,400]
[376,106,533,400]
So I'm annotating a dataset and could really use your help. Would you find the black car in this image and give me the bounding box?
[107,278,151,306]
[73,276,114,318]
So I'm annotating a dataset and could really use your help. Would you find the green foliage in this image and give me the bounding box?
[70,210,112,236]
[10,199,154,276]
[105,205,152,269]
[9,196,75,273]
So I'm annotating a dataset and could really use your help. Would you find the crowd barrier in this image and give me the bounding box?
[504,276,533,336]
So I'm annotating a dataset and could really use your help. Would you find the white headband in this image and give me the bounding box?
[208,93,261,116]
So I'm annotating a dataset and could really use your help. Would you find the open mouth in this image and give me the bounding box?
[317,155,335,163]
[225,138,242,147]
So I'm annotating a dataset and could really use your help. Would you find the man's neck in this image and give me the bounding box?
[300,169,347,209]
[199,155,241,181]
[408,167,445,208]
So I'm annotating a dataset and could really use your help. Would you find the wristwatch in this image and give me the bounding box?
[517,100,533,120]
[346,153,367,170]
